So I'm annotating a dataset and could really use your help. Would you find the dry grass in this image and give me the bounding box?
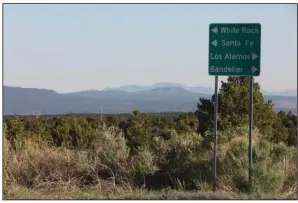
[3,124,297,200]
[3,126,134,199]
[5,186,297,200]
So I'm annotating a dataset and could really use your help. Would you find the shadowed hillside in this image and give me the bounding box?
[4,86,297,115]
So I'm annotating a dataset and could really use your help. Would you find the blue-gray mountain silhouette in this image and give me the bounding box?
[4,85,297,115]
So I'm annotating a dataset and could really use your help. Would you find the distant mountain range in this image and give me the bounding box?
[262,89,297,97]
[103,82,215,95]
[3,84,297,115]
[103,82,297,96]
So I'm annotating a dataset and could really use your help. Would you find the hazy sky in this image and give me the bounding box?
[3,4,297,93]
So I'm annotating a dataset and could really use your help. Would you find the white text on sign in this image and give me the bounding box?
[210,66,243,73]
[212,40,255,47]
[220,27,260,34]
[210,53,258,60]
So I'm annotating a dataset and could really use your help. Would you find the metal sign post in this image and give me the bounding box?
[248,76,254,187]
[213,76,219,191]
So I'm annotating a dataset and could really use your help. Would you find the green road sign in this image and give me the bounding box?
[209,23,261,76]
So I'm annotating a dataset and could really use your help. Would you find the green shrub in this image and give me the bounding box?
[216,130,296,196]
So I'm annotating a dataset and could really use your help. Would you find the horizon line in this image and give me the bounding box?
[3,83,297,96]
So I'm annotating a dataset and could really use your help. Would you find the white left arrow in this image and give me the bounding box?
[211,40,218,47]
[251,66,258,73]
[252,52,258,60]
[212,26,218,33]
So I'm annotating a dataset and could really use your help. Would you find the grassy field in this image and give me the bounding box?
[3,115,297,200]
[6,186,297,200]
